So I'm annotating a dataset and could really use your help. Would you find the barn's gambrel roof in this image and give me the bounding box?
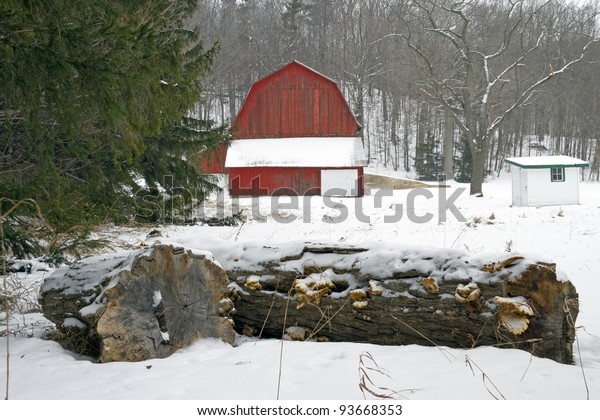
[231,60,361,139]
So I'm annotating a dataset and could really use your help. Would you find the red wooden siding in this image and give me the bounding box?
[229,167,364,197]
[230,167,321,196]
[231,61,361,139]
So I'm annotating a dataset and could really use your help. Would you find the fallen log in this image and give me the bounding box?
[208,241,578,364]
[39,244,235,362]
[39,240,579,364]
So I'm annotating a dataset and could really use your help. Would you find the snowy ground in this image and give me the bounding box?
[1,175,600,411]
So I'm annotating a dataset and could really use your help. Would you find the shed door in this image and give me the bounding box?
[321,169,358,197]
[520,169,528,206]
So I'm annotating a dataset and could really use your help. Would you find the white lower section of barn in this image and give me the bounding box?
[511,166,581,206]
[321,169,359,197]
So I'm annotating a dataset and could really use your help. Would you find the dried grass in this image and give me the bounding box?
[564,297,589,400]
[358,351,416,400]
[2,198,44,400]
[464,355,506,400]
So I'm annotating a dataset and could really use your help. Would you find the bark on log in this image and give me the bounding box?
[213,242,578,364]
[39,245,235,362]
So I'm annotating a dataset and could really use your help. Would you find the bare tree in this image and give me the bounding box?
[399,0,598,195]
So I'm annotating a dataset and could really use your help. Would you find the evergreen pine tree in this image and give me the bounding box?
[415,130,442,181]
[0,0,228,232]
[136,118,230,223]
[281,0,312,58]
[283,0,311,33]
[1,0,229,261]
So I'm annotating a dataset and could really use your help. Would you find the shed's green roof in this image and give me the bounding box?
[505,155,588,169]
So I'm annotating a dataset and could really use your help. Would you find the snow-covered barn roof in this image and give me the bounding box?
[224,137,367,168]
[505,155,588,169]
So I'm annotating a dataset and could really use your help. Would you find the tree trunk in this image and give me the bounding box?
[403,99,411,172]
[494,128,503,174]
[382,91,389,166]
[469,143,486,195]
[228,82,237,121]
[391,98,400,171]
[415,102,429,170]
[443,109,454,181]
[218,242,578,364]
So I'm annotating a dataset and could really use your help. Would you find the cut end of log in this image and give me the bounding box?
[40,244,236,362]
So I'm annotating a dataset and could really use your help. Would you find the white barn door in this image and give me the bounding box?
[321,169,359,197]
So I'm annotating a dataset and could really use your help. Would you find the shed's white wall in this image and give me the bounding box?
[515,167,580,206]
[511,168,526,206]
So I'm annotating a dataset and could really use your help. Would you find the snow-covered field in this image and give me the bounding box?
[1,175,600,412]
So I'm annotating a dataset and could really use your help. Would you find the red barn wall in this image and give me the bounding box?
[231,62,361,139]
[230,167,320,196]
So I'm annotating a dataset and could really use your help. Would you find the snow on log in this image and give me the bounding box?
[39,244,235,362]
[208,241,578,364]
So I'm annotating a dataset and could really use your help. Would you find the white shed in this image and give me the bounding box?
[505,156,588,207]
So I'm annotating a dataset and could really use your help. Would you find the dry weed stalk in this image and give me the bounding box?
[470,316,493,348]
[265,262,354,398]
[564,297,589,400]
[358,351,416,400]
[464,355,506,400]
[276,288,292,400]
[392,314,510,399]
[253,277,282,345]
[1,220,7,401]
[305,298,350,340]
[520,354,533,382]
[1,198,44,400]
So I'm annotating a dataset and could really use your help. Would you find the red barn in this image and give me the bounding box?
[200,60,365,197]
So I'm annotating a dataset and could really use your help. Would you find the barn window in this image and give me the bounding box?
[550,167,565,182]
